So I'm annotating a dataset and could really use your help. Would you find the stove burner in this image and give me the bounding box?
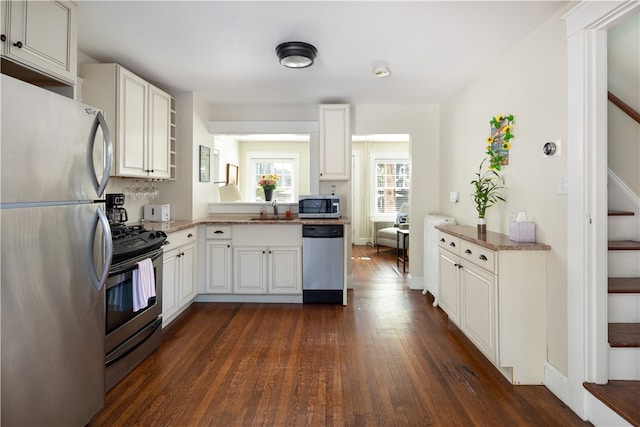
[110,224,145,240]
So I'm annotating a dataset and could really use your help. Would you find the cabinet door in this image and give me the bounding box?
[205,240,232,293]
[268,247,301,294]
[461,263,497,362]
[148,85,171,179]
[233,247,267,294]
[178,243,197,307]
[162,248,179,325]
[438,250,460,325]
[319,104,350,181]
[2,0,77,84]
[117,67,148,177]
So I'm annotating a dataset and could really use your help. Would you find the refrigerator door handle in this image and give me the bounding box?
[89,111,113,198]
[90,207,113,291]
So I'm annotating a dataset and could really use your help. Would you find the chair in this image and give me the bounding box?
[376,203,409,252]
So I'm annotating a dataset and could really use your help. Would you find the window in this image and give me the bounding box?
[246,153,299,202]
[372,157,410,214]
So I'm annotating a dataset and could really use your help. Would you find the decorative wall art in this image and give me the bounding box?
[199,145,210,182]
[226,163,239,185]
[486,114,515,170]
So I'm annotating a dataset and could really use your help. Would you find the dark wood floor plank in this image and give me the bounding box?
[89,245,589,426]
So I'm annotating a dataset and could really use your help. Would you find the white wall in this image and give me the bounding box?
[439,9,570,374]
[159,91,214,220]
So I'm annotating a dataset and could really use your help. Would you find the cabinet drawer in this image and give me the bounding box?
[460,241,496,273]
[165,227,197,251]
[206,225,232,240]
[438,232,460,255]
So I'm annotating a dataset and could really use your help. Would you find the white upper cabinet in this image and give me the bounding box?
[1,0,77,85]
[80,63,171,179]
[319,104,351,181]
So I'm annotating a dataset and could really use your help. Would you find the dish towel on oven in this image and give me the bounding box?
[132,258,155,312]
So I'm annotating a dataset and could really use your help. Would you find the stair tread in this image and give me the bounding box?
[608,240,640,251]
[609,323,640,347]
[584,381,640,427]
[608,210,635,216]
[609,278,640,294]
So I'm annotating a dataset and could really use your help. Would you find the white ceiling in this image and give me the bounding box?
[77,1,571,106]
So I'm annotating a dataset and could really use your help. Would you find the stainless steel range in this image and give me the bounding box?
[105,194,167,391]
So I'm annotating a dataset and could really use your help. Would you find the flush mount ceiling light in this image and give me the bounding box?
[276,41,317,68]
[374,66,390,78]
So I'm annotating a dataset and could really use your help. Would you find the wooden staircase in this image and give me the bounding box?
[584,210,640,426]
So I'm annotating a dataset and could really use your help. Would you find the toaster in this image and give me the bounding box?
[144,204,170,222]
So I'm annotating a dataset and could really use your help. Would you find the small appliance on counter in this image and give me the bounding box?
[144,204,170,222]
[298,195,340,219]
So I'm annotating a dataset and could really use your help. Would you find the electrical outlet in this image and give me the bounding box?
[450,191,459,203]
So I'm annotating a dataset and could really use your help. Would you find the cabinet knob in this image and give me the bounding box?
[0,35,6,42]
[13,41,23,48]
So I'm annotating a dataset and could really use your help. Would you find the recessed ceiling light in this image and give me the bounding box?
[276,41,317,69]
[374,67,391,78]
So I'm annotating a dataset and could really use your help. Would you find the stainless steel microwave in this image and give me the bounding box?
[298,195,341,218]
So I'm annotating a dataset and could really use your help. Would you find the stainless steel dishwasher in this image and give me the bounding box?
[302,224,344,304]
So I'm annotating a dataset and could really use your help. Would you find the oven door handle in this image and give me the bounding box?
[90,207,113,291]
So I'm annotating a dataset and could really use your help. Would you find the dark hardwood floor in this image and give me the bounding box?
[90,245,590,426]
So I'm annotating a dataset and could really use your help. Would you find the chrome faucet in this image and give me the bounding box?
[272,200,278,217]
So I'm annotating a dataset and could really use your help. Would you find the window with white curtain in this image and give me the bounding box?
[371,155,410,215]
[246,153,299,202]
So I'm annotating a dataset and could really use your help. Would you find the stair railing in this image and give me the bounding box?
[608,91,640,124]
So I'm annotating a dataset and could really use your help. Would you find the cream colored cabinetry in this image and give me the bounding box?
[162,227,197,327]
[79,63,171,179]
[204,226,232,293]
[437,227,548,384]
[233,246,301,294]
[1,0,77,84]
[200,224,302,299]
[318,104,351,181]
[437,233,461,324]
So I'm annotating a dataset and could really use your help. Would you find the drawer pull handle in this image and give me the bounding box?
[449,242,456,247]
[187,233,193,238]
[479,254,488,261]
[214,230,224,234]
[465,249,472,254]
[440,238,445,242]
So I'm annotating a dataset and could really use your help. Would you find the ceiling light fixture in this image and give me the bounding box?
[374,66,390,78]
[276,41,317,69]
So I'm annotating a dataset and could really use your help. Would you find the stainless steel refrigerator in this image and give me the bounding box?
[1,74,113,426]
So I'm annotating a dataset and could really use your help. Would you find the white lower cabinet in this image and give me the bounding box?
[162,227,197,327]
[460,261,497,362]
[233,246,301,295]
[205,240,232,293]
[201,224,302,299]
[437,227,549,384]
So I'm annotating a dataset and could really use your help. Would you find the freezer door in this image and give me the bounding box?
[0,75,112,203]
[1,203,109,426]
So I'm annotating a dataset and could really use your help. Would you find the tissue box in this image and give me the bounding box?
[509,221,536,242]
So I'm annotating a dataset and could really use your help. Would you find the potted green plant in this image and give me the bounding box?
[470,158,506,233]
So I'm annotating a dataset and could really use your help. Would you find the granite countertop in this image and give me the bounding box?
[435,225,551,251]
[141,215,351,234]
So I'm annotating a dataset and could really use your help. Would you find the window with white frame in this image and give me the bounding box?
[371,156,410,215]
[246,153,299,202]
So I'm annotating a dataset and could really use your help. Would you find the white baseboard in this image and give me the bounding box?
[408,275,423,290]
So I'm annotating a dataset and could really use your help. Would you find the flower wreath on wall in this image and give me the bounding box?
[485,114,515,171]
